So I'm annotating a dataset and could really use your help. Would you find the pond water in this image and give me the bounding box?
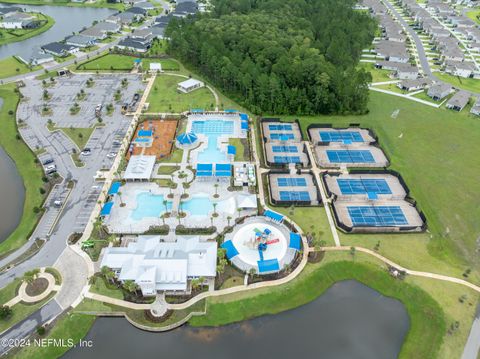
[0,3,115,59]
[63,280,410,359]
[0,98,25,243]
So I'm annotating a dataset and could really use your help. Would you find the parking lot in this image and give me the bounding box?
[72,183,104,233]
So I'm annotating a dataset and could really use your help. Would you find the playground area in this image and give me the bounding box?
[127,119,178,160]
[222,215,301,274]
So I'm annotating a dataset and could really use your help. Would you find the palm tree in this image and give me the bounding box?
[163,200,168,214]
[123,280,139,295]
[22,269,39,284]
[212,203,217,216]
[117,191,124,206]
[214,183,219,197]
[210,216,214,227]
[101,266,115,284]
[161,213,166,225]
[227,216,232,226]
[237,207,242,219]
[190,278,200,291]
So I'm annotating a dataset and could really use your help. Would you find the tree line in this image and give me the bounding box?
[166,0,376,115]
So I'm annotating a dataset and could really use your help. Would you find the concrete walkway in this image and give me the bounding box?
[304,142,341,247]
[369,87,440,107]
[5,271,60,307]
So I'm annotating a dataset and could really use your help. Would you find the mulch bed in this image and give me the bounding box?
[25,278,49,297]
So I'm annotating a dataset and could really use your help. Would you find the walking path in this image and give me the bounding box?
[304,142,341,247]
[369,86,440,107]
[5,271,60,307]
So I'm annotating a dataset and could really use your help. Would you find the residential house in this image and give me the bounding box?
[18,50,54,66]
[446,91,470,111]
[41,42,79,57]
[116,37,150,53]
[0,6,23,17]
[397,78,431,91]
[427,82,452,101]
[80,27,107,40]
[65,35,97,48]
[135,1,155,10]
[470,97,480,116]
[125,6,148,16]
[444,60,476,78]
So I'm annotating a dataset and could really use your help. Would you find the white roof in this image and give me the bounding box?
[178,78,203,89]
[123,155,156,180]
[101,236,217,292]
[149,62,162,70]
[237,194,257,209]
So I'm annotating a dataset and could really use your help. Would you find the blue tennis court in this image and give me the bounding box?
[279,191,310,201]
[269,124,293,131]
[270,133,294,141]
[320,131,363,143]
[337,179,391,195]
[272,145,298,153]
[348,206,407,226]
[327,150,375,163]
[274,156,301,164]
[277,177,307,187]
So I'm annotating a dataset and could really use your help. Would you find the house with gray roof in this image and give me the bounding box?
[397,78,431,91]
[92,21,121,34]
[446,91,470,111]
[427,83,452,101]
[470,97,480,116]
[80,27,107,40]
[65,34,97,48]
[135,1,155,10]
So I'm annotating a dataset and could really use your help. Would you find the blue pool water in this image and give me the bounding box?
[181,196,214,216]
[192,120,234,163]
[131,192,172,221]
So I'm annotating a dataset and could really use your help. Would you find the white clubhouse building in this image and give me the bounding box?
[101,236,217,295]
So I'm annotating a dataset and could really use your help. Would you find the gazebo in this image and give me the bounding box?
[176,132,198,148]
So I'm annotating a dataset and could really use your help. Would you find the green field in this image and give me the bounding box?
[0,85,45,255]
[0,13,54,46]
[278,91,480,280]
[0,57,38,79]
[191,259,446,359]
[435,73,480,93]
[147,75,216,113]
[77,54,180,72]
[358,62,392,83]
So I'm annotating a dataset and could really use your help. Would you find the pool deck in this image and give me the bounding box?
[106,181,257,234]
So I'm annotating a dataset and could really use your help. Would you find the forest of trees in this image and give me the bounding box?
[166,0,377,115]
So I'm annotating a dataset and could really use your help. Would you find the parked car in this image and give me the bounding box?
[42,158,54,166]
[81,148,91,156]
[45,164,57,175]
[53,200,62,208]
[107,152,117,159]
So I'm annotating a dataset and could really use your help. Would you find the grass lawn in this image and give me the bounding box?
[220,276,244,289]
[0,13,54,46]
[56,126,96,150]
[89,277,123,300]
[0,278,20,304]
[411,89,441,104]
[13,313,96,359]
[373,83,407,94]
[147,75,216,113]
[278,91,480,280]
[190,258,446,359]
[0,293,55,333]
[157,165,179,175]
[158,147,183,163]
[228,138,248,161]
[77,54,180,72]
[435,73,480,93]
[0,57,39,79]
[358,62,392,83]
[273,206,335,246]
[0,85,45,255]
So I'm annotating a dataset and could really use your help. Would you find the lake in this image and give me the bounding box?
[0,98,25,243]
[63,280,410,359]
[0,3,115,59]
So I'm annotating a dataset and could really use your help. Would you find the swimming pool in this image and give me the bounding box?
[192,119,234,163]
[131,192,172,221]
[180,194,233,217]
